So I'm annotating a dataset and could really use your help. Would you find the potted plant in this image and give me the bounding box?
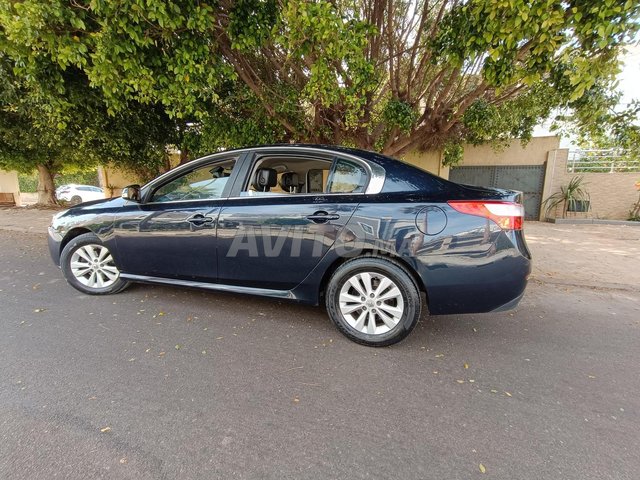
[543,176,590,219]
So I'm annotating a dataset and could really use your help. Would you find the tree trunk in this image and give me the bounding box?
[36,164,58,205]
[179,147,190,166]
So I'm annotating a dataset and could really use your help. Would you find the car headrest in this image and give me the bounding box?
[279,172,300,193]
[252,168,277,192]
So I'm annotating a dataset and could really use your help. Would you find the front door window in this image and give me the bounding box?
[151,159,236,203]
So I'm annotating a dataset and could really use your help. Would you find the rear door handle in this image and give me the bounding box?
[187,214,214,226]
[306,211,340,223]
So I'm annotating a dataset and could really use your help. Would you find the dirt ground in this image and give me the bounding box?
[1,207,638,289]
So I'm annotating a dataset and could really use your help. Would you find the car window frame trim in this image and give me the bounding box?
[140,151,251,205]
[227,147,384,198]
[138,146,385,204]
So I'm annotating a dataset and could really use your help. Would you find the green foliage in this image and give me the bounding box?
[229,0,279,51]
[554,83,640,157]
[463,84,559,148]
[442,141,464,167]
[18,169,100,192]
[17,173,38,193]
[1,0,639,167]
[383,100,416,134]
[0,41,174,190]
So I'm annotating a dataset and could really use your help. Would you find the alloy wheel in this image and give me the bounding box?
[70,244,120,289]
[338,272,405,335]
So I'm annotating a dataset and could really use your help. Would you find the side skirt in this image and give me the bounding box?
[120,273,296,300]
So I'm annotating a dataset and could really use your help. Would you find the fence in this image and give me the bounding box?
[567,149,640,173]
[545,148,640,220]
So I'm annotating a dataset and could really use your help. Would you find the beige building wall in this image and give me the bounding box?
[401,136,561,179]
[544,149,639,220]
[401,149,450,178]
[459,136,560,167]
[0,169,21,206]
[98,166,144,198]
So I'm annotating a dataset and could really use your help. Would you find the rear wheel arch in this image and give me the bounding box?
[324,255,423,346]
[319,250,428,306]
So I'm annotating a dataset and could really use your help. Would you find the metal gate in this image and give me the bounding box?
[449,165,546,220]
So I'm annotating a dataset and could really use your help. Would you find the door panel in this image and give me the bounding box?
[112,155,243,281]
[217,196,358,290]
[114,202,221,281]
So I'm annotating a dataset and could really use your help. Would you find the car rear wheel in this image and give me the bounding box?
[60,232,130,295]
[325,257,422,346]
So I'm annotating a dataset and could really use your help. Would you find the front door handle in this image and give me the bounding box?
[306,211,340,223]
[187,214,214,226]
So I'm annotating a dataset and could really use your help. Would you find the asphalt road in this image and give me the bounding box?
[1,229,639,480]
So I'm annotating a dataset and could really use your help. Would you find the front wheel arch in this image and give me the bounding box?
[60,227,92,254]
[59,232,130,295]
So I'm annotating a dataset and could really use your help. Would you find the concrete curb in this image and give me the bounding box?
[545,218,640,226]
[530,276,639,293]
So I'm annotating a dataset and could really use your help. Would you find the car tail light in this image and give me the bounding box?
[447,201,524,230]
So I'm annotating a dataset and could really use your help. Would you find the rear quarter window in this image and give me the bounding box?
[329,159,368,193]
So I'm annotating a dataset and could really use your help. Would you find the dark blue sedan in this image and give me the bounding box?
[48,145,531,346]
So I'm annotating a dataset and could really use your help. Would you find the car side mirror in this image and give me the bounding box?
[121,185,141,202]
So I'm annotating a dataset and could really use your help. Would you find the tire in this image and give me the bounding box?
[60,232,130,295]
[325,257,422,347]
[70,195,82,205]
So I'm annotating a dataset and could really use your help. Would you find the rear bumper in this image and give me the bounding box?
[48,226,62,266]
[491,288,526,312]
[424,253,531,315]
[418,222,532,316]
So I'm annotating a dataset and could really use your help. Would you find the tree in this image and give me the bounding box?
[2,0,638,166]
[0,54,88,204]
[554,87,640,157]
[0,50,176,204]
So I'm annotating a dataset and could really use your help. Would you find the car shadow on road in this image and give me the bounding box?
[114,282,485,348]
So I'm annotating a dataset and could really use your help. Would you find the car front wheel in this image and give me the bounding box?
[325,257,422,347]
[60,232,130,295]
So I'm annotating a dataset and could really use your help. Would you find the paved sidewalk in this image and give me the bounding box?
[1,207,638,289]
[525,221,640,290]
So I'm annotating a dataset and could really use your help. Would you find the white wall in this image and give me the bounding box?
[0,170,21,206]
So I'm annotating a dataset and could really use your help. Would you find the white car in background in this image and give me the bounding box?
[56,184,106,205]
